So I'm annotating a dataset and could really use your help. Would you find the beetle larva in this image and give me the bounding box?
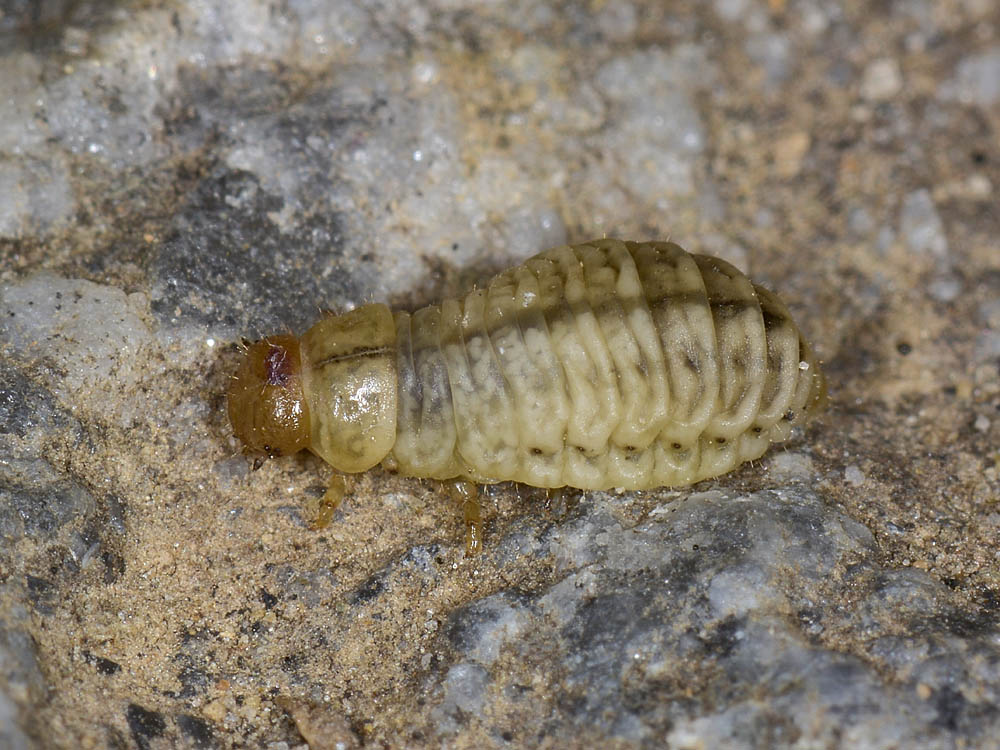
[227,239,825,549]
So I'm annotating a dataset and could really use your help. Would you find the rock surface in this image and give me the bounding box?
[1,1,998,748]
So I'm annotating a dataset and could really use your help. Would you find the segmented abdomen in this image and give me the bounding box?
[390,239,823,489]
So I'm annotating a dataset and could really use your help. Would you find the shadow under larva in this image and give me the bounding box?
[226,239,826,552]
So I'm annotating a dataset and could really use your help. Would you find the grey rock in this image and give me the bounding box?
[0,275,153,402]
[0,157,75,238]
[424,490,1000,747]
[899,189,949,260]
[432,661,491,735]
[0,457,95,552]
[0,686,31,750]
[593,48,710,200]
[150,167,354,334]
[860,58,903,102]
[745,32,793,86]
[955,47,1000,107]
[0,360,74,441]
[0,603,45,750]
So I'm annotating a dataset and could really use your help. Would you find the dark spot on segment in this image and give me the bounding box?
[897,341,912,355]
[712,300,754,319]
[753,426,763,434]
[761,307,788,331]
[716,437,726,444]
[529,447,544,456]
[672,442,683,450]
[784,410,796,422]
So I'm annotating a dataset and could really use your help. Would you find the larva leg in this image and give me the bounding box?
[449,480,482,556]
[309,474,348,530]
[544,487,580,519]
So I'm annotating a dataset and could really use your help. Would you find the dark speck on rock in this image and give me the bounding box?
[125,704,166,750]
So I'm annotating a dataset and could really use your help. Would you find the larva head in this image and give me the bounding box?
[227,335,311,458]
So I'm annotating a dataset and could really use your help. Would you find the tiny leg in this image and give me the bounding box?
[449,480,482,556]
[544,486,578,519]
[544,487,565,514]
[309,474,348,530]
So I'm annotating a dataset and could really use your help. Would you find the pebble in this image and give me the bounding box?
[899,189,949,259]
[955,47,1000,107]
[773,131,811,178]
[845,465,866,486]
[861,58,903,101]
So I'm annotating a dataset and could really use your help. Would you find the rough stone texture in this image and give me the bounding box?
[1,0,998,748]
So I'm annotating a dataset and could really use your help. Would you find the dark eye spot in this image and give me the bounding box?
[672,443,683,450]
[716,437,726,444]
[265,345,292,386]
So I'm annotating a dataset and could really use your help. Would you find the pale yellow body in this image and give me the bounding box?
[295,240,824,491]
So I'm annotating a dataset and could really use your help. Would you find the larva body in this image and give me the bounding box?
[228,240,825,525]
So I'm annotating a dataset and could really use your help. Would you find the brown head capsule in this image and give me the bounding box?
[227,240,826,550]
[227,335,311,459]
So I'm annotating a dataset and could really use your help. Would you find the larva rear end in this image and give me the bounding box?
[389,240,825,490]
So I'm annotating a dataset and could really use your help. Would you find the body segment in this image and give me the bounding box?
[383,239,824,487]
